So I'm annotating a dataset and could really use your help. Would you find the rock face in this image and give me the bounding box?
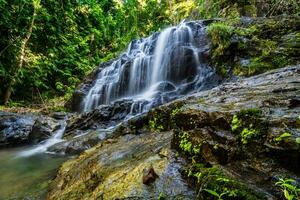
[64,99,134,139]
[48,66,300,199]
[47,100,134,154]
[148,65,300,199]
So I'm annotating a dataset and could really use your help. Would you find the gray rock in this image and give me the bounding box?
[48,129,113,155]
[29,116,61,144]
[0,112,36,147]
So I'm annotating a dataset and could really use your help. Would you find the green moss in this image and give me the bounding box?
[231,108,267,144]
[198,98,206,104]
[157,192,166,200]
[207,22,234,59]
[243,4,257,17]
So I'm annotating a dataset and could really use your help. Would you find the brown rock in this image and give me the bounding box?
[142,166,159,185]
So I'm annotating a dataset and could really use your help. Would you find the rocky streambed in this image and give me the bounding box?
[45,66,300,199]
[0,65,299,199]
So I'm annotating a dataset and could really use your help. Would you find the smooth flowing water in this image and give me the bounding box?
[18,119,67,158]
[0,147,67,200]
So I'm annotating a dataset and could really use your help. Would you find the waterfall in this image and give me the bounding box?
[82,21,217,114]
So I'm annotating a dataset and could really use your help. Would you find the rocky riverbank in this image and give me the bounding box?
[47,65,300,199]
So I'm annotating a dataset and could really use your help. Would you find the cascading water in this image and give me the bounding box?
[17,119,67,157]
[82,21,218,115]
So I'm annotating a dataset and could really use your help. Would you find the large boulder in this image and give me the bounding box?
[0,112,36,147]
[63,99,134,139]
[0,112,66,147]
[48,129,114,155]
[148,65,300,199]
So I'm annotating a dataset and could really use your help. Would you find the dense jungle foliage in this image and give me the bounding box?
[0,0,299,106]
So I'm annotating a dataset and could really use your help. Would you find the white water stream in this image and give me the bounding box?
[17,120,67,157]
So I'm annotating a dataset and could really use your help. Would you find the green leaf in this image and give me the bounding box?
[296,138,300,144]
[204,189,220,197]
[284,189,293,200]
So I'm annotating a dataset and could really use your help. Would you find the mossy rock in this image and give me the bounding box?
[208,16,300,77]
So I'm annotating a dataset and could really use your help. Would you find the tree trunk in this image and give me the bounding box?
[3,2,38,105]
[3,85,12,105]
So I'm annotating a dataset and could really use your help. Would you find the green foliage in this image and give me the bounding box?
[197,0,300,19]
[0,0,193,105]
[231,108,266,144]
[187,164,262,199]
[1,0,299,105]
[178,131,201,155]
[179,131,193,154]
[239,126,259,144]
[264,0,300,17]
[276,178,300,200]
[208,16,299,77]
[149,117,164,132]
[170,107,181,126]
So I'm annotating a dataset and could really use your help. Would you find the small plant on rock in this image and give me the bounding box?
[231,108,267,144]
[275,132,292,144]
[149,117,164,132]
[187,164,261,200]
[276,178,300,200]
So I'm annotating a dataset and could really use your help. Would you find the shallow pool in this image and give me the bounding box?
[0,146,67,200]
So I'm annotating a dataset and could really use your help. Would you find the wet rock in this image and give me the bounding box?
[68,60,116,112]
[0,112,36,147]
[48,129,113,155]
[64,100,133,139]
[156,81,176,92]
[142,166,159,185]
[288,97,300,108]
[47,131,196,200]
[167,66,300,198]
[47,66,299,199]
[29,116,60,144]
[107,65,300,198]
[51,112,67,120]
